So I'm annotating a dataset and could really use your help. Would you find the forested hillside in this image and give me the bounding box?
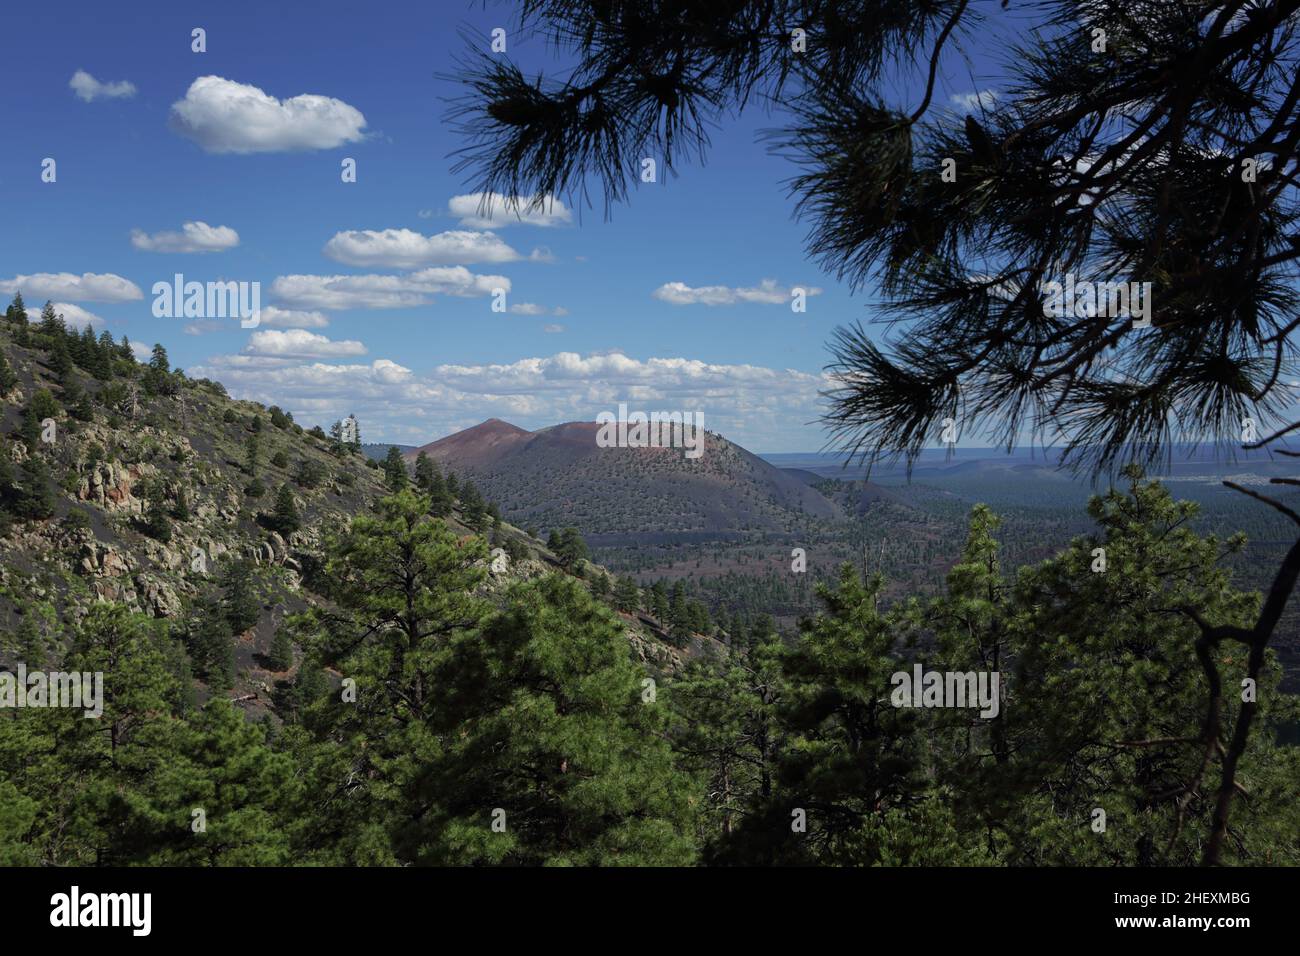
[2,297,1296,865]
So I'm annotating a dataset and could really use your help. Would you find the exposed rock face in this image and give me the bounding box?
[92,580,133,604]
[78,460,154,514]
[134,573,181,618]
[144,539,184,571]
[489,548,510,575]
[626,629,683,673]
[79,540,134,579]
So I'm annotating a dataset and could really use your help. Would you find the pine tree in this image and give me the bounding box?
[37,302,63,337]
[613,575,640,613]
[192,598,236,689]
[650,580,669,621]
[4,292,28,326]
[0,348,17,397]
[413,450,435,491]
[244,432,261,476]
[552,526,588,569]
[12,456,55,520]
[0,435,15,521]
[220,559,260,635]
[141,484,172,543]
[382,446,409,491]
[149,343,169,374]
[427,464,453,518]
[668,640,784,857]
[143,343,175,396]
[143,699,297,865]
[20,389,59,449]
[922,470,1300,866]
[170,486,189,522]
[718,567,958,865]
[287,489,491,863]
[420,574,699,865]
[269,483,300,535]
[668,580,692,646]
[269,627,294,671]
[460,480,487,531]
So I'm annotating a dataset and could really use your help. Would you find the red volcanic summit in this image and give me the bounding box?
[407,418,533,469]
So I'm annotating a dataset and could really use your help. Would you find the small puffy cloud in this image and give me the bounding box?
[951,89,998,113]
[271,268,509,310]
[0,272,143,303]
[543,324,565,333]
[130,341,153,362]
[243,329,366,359]
[652,278,823,306]
[256,305,329,329]
[509,302,567,316]
[323,229,524,268]
[130,221,239,253]
[449,192,572,229]
[169,76,368,154]
[70,69,136,102]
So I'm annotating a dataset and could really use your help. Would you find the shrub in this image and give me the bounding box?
[294,458,327,489]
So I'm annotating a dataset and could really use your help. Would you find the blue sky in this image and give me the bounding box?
[1,0,1021,451]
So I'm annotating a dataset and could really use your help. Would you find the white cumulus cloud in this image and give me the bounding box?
[243,329,366,359]
[449,192,572,229]
[130,221,240,253]
[322,229,526,268]
[169,76,368,154]
[70,69,136,102]
[270,269,509,310]
[951,89,998,113]
[509,302,567,316]
[0,272,143,303]
[652,278,823,306]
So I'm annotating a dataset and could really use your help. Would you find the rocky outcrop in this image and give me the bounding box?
[134,573,181,618]
[143,538,184,571]
[78,460,155,514]
[267,531,287,563]
[79,540,134,578]
[626,629,684,673]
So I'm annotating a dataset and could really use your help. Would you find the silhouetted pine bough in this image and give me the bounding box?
[448,0,1300,864]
